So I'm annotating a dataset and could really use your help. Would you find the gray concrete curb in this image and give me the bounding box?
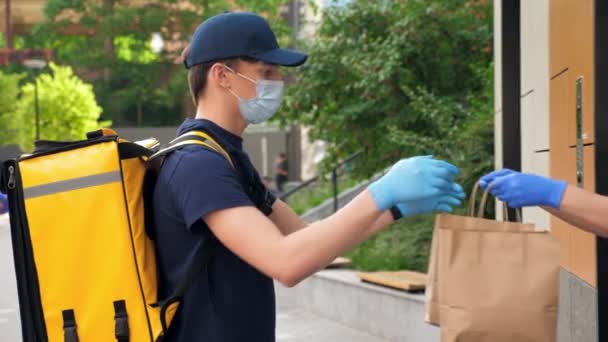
[276,270,439,342]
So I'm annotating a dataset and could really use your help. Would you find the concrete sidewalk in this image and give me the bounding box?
[276,289,388,342]
[275,270,438,342]
[0,214,22,341]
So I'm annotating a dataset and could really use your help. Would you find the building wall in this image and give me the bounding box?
[0,0,45,35]
[495,0,551,227]
[549,0,597,287]
[548,1,598,337]
[520,0,551,230]
[493,0,503,220]
[494,0,598,340]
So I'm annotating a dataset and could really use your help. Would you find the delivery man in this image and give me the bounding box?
[152,11,465,342]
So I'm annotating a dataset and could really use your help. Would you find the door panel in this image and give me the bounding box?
[569,145,597,287]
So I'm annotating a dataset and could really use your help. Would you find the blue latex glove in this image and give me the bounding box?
[479,169,567,209]
[396,183,465,217]
[368,156,461,211]
[0,193,8,215]
[479,169,516,189]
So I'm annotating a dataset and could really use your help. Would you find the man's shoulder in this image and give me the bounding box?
[168,145,232,170]
[158,146,234,188]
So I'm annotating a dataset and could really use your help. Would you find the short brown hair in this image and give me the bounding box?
[182,45,258,106]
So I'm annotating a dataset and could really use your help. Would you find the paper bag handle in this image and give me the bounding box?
[469,181,522,222]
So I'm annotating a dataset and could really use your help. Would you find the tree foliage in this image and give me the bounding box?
[7,63,107,152]
[0,71,25,144]
[280,0,494,191]
[27,0,292,126]
[278,0,494,272]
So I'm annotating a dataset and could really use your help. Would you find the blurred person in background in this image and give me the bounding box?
[274,152,288,192]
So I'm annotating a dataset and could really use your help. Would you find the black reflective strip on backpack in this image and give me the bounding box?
[114,300,130,342]
[62,309,79,342]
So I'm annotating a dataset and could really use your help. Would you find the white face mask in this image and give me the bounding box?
[224,65,285,125]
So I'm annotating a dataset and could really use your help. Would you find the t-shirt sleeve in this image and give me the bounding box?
[170,149,254,231]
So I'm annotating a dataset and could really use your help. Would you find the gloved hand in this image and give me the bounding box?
[479,169,515,188]
[396,183,465,217]
[0,193,8,215]
[368,156,461,211]
[479,169,567,209]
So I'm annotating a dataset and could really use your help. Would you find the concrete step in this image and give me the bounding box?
[276,269,439,342]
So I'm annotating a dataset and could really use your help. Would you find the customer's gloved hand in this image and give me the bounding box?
[368,156,461,211]
[479,169,516,188]
[395,183,465,217]
[479,169,567,209]
[0,193,8,215]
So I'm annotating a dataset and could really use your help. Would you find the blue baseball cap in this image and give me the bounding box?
[184,12,308,69]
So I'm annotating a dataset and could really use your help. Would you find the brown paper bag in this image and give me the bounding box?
[424,184,521,326]
[425,183,559,342]
[424,226,441,325]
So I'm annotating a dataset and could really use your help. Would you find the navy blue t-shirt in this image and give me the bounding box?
[152,119,275,342]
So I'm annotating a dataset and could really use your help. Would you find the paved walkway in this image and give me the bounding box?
[276,288,388,342]
[0,214,22,341]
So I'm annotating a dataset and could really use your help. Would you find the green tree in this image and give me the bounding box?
[0,71,25,144]
[11,63,108,152]
[28,0,291,126]
[279,0,494,272]
[280,0,493,184]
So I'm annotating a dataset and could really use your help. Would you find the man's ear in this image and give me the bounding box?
[210,63,231,89]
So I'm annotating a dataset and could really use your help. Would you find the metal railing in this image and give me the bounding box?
[280,151,362,213]
[0,48,55,66]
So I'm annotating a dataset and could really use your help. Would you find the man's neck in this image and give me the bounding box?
[195,104,246,136]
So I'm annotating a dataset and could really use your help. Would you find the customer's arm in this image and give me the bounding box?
[481,169,608,237]
[545,185,608,238]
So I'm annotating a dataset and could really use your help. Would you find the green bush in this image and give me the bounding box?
[11,63,108,152]
[348,214,435,273]
[0,71,25,144]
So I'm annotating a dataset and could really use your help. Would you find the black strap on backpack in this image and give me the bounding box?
[113,300,129,342]
[62,309,79,342]
[151,236,217,337]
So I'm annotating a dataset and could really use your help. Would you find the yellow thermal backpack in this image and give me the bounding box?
[0,128,233,342]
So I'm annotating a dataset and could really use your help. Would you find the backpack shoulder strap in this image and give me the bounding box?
[148,129,234,338]
[149,130,234,168]
[152,235,217,338]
